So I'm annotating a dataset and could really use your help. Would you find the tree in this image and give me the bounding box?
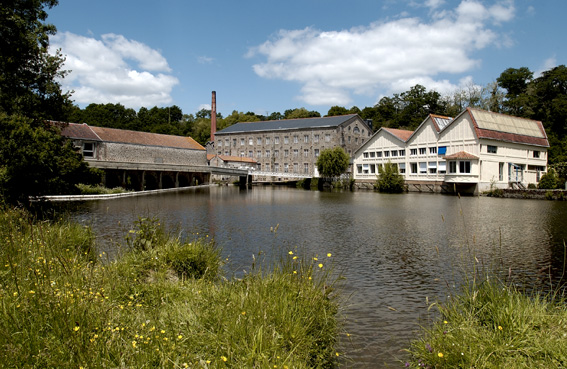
[285,108,321,119]
[316,147,349,179]
[375,162,405,193]
[327,106,348,116]
[0,0,72,121]
[537,168,559,190]
[497,67,534,117]
[0,114,99,204]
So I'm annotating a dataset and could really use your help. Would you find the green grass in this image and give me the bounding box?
[407,278,567,368]
[0,208,340,368]
[76,183,129,194]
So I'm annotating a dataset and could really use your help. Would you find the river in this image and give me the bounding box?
[67,186,567,368]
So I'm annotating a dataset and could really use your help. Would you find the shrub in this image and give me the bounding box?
[375,161,405,193]
[538,169,559,189]
[527,183,537,189]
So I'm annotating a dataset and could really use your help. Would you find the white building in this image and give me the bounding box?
[353,108,550,194]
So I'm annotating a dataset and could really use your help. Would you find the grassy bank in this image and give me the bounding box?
[0,209,340,368]
[407,278,567,368]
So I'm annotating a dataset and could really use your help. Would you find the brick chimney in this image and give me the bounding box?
[211,91,217,142]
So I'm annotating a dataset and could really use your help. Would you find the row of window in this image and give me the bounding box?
[218,134,332,147]
[357,160,472,175]
[262,163,311,174]
[219,148,321,158]
[362,146,448,159]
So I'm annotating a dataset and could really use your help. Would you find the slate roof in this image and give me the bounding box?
[215,114,360,134]
[61,123,205,151]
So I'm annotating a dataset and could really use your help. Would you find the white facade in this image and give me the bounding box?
[353,108,549,194]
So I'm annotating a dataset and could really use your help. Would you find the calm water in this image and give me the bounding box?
[68,186,567,368]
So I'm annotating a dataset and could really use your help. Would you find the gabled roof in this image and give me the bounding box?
[61,123,205,151]
[215,114,363,134]
[405,114,453,143]
[456,108,549,147]
[382,127,413,142]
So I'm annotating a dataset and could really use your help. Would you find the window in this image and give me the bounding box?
[438,146,447,155]
[429,147,437,154]
[284,163,289,173]
[240,151,245,157]
[348,136,351,143]
[355,137,359,143]
[377,151,382,158]
[233,139,237,147]
[265,137,270,145]
[275,137,280,144]
[266,150,270,157]
[419,148,426,155]
[82,142,95,157]
[274,150,279,157]
[487,145,497,154]
[218,140,222,147]
[369,152,375,158]
[353,126,360,133]
[391,150,398,157]
[384,151,390,157]
[225,138,229,146]
[293,136,298,143]
[265,163,270,171]
[314,149,320,157]
[357,164,362,174]
[499,162,504,181]
[248,150,253,157]
[284,150,289,157]
[533,150,540,158]
[370,164,376,174]
[399,150,405,156]
[410,163,418,174]
[225,151,229,156]
[363,164,369,174]
[304,163,309,174]
[314,134,319,143]
[293,163,298,172]
[304,135,309,143]
[249,138,253,145]
[399,163,406,174]
[363,152,369,158]
[257,137,262,145]
[274,163,279,172]
[284,136,289,144]
[325,134,331,142]
[419,162,427,174]
[459,161,471,173]
[257,150,262,158]
[293,149,298,157]
[428,162,437,174]
[240,138,245,146]
[304,149,309,157]
[449,161,457,173]
[438,161,446,174]
[410,148,417,156]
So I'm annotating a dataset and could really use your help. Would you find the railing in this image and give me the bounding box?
[249,170,313,179]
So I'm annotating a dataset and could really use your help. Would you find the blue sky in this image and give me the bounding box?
[48,0,566,118]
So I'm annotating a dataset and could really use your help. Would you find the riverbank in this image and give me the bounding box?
[408,279,567,368]
[0,208,340,368]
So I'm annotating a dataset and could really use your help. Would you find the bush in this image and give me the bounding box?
[375,161,405,193]
[538,168,559,189]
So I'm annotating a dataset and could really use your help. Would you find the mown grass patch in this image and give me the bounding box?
[407,278,567,368]
[0,208,340,368]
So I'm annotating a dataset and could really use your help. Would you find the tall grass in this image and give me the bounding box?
[0,209,340,368]
[407,278,567,368]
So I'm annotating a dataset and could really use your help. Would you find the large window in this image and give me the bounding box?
[82,142,95,157]
[459,161,471,173]
[487,145,497,154]
[449,161,457,173]
[399,163,406,174]
[410,163,418,174]
[419,162,427,174]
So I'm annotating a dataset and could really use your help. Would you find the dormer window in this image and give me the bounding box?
[82,142,95,158]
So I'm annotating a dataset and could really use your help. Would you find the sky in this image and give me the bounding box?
[47,0,566,118]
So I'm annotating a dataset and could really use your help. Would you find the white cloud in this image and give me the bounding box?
[249,0,515,106]
[49,32,179,108]
[535,56,557,77]
[198,56,214,64]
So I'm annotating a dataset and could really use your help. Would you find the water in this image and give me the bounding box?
[68,186,567,368]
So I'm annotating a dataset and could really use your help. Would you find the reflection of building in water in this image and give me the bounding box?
[353,108,549,194]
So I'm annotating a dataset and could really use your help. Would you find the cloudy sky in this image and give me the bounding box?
[48,0,566,117]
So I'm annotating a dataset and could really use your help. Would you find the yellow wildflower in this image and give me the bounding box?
[327,253,332,257]
[221,356,228,362]
[318,263,323,268]
[438,352,444,358]
[288,251,293,255]
[74,326,80,332]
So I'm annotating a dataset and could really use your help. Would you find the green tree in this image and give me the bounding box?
[0,0,73,121]
[285,108,321,119]
[375,162,405,193]
[537,168,559,190]
[327,106,348,116]
[0,114,99,204]
[497,67,534,117]
[316,147,349,179]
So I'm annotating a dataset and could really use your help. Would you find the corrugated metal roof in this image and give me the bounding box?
[215,114,359,134]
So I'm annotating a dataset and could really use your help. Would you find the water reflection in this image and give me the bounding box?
[68,186,567,368]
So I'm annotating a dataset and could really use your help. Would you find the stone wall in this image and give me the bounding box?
[96,142,207,166]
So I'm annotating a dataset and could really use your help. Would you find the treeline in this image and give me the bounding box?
[68,66,567,163]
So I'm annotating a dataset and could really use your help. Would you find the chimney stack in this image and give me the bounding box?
[210,91,217,142]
